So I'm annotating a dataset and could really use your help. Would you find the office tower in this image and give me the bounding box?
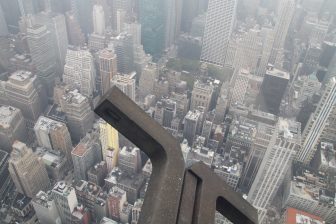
[3,71,47,129]
[8,141,50,198]
[71,133,102,180]
[230,69,251,105]
[60,89,94,142]
[234,29,262,74]
[124,22,142,46]
[165,0,182,49]
[0,4,8,36]
[139,63,157,98]
[183,110,202,146]
[33,12,69,75]
[88,32,106,51]
[171,91,189,117]
[181,0,199,33]
[92,4,105,35]
[0,0,21,33]
[257,66,289,115]
[111,0,132,31]
[248,118,301,222]
[111,73,136,102]
[65,11,85,46]
[256,27,275,77]
[34,116,72,162]
[63,47,96,98]
[99,119,119,170]
[107,186,127,221]
[52,181,78,224]
[98,47,117,95]
[200,0,237,66]
[269,0,295,64]
[154,98,177,127]
[110,33,134,74]
[74,0,93,34]
[190,80,214,112]
[297,77,336,164]
[32,191,62,224]
[0,150,13,200]
[0,106,27,152]
[27,25,57,96]
[118,147,142,174]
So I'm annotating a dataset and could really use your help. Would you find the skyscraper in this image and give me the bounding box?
[92,4,105,35]
[183,110,202,146]
[269,0,295,64]
[2,70,47,130]
[27,24,57,96]
[8,141,50,198]
[98,47,117,95]
[34,116,72,162]
[200,0,237,66]
[297,77,336,164]
[111,73,136,102]
[65,11,85,46]
[0,4,8,36]
[60,89,94,142]
[257,66,290,115]
[63,47,96,98]
[190,80,214,112]
[0,106,27,152]
[139,63,157,98]
[51,181,78,224]
[248,118,301,222]
[71,132,102,181]
[33,12,69,75]
[99,119,119,171]
[110,33,134,74]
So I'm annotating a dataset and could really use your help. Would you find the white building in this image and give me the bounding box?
[32,191,62,224]
[248,118,301,222]
[297,77,336,164]
[190,80,214,112]
[200,0,237,66]
[93,4,105,35]
[111,73,136,102]
[63,47,96,98]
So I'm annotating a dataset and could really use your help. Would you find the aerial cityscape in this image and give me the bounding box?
[0,0,336,223]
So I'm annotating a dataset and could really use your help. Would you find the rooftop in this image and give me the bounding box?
[0,106,19,129]
[72,143,88,157]
[12,193,31,211]
[9,70,33,83]
[34,116,64,132]
[285,207,323,224]
[266,66,290,80]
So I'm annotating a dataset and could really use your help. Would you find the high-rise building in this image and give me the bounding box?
[0,4,8,36]
[257,66,290,115]
[248,118,301,222]
[27,24,57,96]
[107,186,127,221]
[63,47,96,98]
[0,150,13,200]
[269,0,295,64]
[154,98,177,128]
[118,147,142,174]
[139,63,157,98]
[32,191,62,224]
[33,12,69,75]
[230,69,251,105]
[51,181,78,224]
[297,77,336,164]
[98,47,117,95]
[60,89,94,142]
[71,132,102,180]
[2,71,47,136]
[110,33,134,74]
[183,110,202,146]
[111,73,136,102]
[0,106,27,152]
[92,4,105,35]
[34,116,72,162]
[65,11,85,46]
[99,119,119,171]
[190,80,214,112]
[8,141,50,198]
[200,0,237,66]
